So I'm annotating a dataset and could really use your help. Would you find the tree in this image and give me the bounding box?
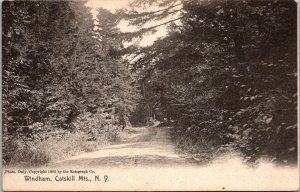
[94,8,140,130]
[2,1,140,165]
[117,0,297,163]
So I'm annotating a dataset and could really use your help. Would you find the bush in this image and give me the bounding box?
[107,128,122,143]
[36,131,111,162]
[9,145,51,167]
[3,119,133,168]
[172,127,222,163]
[3,137,23,166]
[4,128,117,167]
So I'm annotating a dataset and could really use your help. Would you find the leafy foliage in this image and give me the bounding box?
[2,1,139,166]
[120,0,297,164]
[2,0,297,166]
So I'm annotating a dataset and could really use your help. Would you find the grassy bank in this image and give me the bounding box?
[3,127,128,168]
[171,127,228,164]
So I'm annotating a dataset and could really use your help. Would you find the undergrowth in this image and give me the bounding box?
[3,127,125,168]
[171,127,225,164]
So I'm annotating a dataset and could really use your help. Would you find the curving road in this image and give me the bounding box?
[14,126,298,191]
[48,126,196,168]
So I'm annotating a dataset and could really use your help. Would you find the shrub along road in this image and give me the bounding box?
[21,126,298,190]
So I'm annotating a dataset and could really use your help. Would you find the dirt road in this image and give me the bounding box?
[8,126,297,191]
[45,127,298,191]
[49,127,195,168]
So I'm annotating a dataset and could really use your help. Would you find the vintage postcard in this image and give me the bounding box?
[2,0,299,191]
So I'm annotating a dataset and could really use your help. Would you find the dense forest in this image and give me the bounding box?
[2,1,140,166]
[2,0,297,167]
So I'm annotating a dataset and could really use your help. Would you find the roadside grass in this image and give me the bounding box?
[9,146,51,167]
[171,127,224,164]
[5,127,127,168]
[36,132,111,162]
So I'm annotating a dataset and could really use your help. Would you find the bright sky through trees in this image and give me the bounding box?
[86,0,181,47]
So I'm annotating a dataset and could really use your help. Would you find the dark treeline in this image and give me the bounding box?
[2,0,297,166]
[120,0,297,164]
[2,1,139,166]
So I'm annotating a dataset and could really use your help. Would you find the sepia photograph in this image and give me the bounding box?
[2,0,299,191]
